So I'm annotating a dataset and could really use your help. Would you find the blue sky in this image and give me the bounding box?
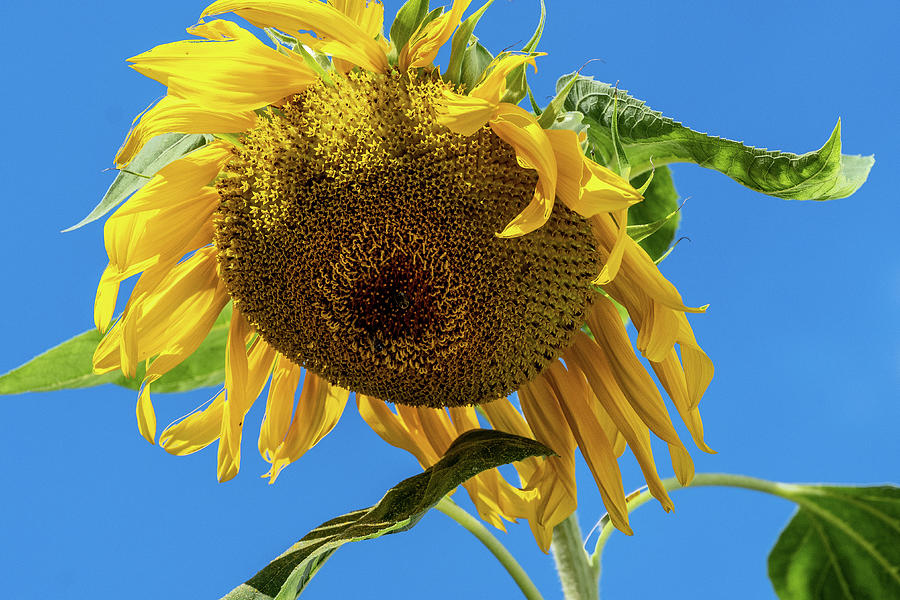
[1,1,897,599]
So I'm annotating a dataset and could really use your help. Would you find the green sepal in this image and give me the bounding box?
[626,166,680,262]
[536,68,579,128]
[500,0,544,104]
[609,85,631,179]
[444,0,493,85]
[458,40,493,94]
[0,304,232,395]
[220,430,554,600]
[389,0,430,63]
[63,133,212,232]
[768,484,900,600]
[557,73,874,200]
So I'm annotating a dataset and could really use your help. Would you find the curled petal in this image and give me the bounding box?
[488,104,557,238]
[202,0,388,73]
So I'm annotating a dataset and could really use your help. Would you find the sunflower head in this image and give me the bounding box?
[214,69,600,407]
[93,0,712,546]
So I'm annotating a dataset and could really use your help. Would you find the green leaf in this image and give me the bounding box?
[459,40,493,94]
[501,0,544,104]
[63,133,212,232]
[0,304,231,395]
[444,0,493,85]
[626,166,681,262]
[221,430,553,600]
[768,484,900,600]
[557,74,873,200]
[389,0,430,58]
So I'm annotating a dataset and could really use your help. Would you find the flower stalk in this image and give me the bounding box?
[551,513,599,600]
[435,497,545,600]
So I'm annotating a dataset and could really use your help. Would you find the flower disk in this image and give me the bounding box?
[215,70,599,407]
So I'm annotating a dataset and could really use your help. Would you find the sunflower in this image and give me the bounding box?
[92,0,713,550]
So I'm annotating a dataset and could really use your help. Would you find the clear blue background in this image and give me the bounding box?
[1,1,897,598]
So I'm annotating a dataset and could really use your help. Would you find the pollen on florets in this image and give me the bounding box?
[214,69,599,407]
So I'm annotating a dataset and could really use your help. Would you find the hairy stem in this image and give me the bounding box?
[551,513,598,600]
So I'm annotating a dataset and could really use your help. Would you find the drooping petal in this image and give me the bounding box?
[585,296,685,446]
[357,395,432,465]
[217,313,278,482]
[565,333,675,512]
[258,354,303,461]
[129,19,317,112]
[93,246,228,379]
[516,379,579,550]
[116,96,254,167]
[590,210,629,286]
[201,0,388,73]
[541,361,631,534]
[160,389,227,455]
[488,104,557,237]
[399,0,473,70]
[265,371,349,482]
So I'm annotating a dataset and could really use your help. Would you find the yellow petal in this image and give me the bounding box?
[129,19,317,112]
[677,313,715,408]
[201,0,388,73]
[566,334,674,512]
[136,378,158,444]
[94,264,120,333]
[400,0,473,70]
[357,395,433,466]
[116,96,253,167]
[92,246,228,377]
[470,53,541,104]
[218,311,278,482]
[160,389,227,455]
[585,296,684,446]
[258,355,303,460]
[435,89,498,136]
[541,361,632,534]
[265,371,349,482]
[488,104,557,237]
[668,443,695,486]
[649,349,714,454]
[590,210,629,286]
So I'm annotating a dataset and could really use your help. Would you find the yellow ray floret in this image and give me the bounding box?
[116,96,256,168]
[94,247,229,443]
[201,0,389,73]
[129,19,318,112]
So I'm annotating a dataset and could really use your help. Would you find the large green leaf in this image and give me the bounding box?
[556,74,873,200]
[222,430,553,600]
[63,133,213,232]
[626,166,680,262]
[769,484,900,600]
[0,304,231,395]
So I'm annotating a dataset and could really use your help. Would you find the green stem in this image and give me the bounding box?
[591,472,794,565]
[551,513,598,600]
[435,497,545,600]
